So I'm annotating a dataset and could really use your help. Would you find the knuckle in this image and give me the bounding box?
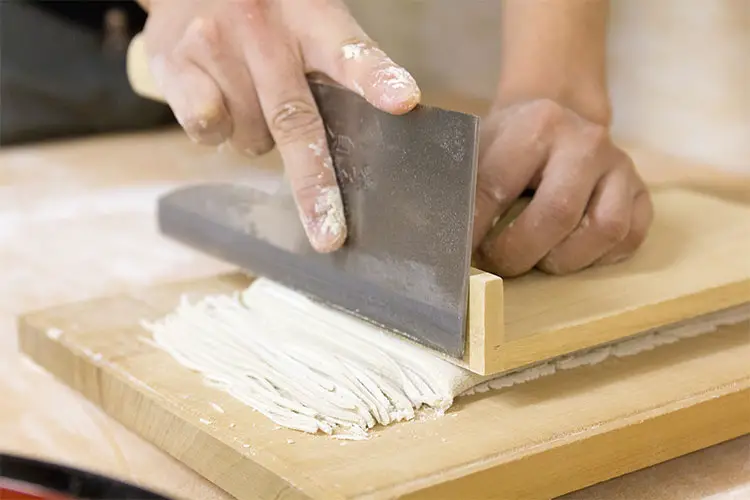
[564,125,610,167]
[185,17,222,50]
[479,244,531,278]
[268,100,323,145]
[579,123,609,149]
[540,198,580,231]
[236,0,268,23]
[295,176,324,201]
[293,176,335,217]
[628,192,654,242]
[528,98,565,128]
[624,227,649,254]
[609,150,638,179]
[475,181,500,207]
[593,213,630,244]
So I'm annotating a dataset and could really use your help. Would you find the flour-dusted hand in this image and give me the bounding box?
[140,0,421,252]
[473,99,653,277]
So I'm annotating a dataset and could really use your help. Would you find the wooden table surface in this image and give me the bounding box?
[0,129,747,499]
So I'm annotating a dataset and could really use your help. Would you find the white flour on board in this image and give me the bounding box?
[0,184,230,313]
[0,184,175,236]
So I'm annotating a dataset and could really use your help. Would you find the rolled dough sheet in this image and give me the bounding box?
[142,279,750,440]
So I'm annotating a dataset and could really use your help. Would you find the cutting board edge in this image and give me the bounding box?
[388,381,750,499]
[15,314,340,500]
[16,301,750,500]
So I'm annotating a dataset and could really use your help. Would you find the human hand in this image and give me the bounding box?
[473,99,653,277]
[141,0,421,252]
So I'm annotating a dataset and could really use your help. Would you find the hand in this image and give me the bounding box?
[473,99,653,277]
[141,0,421,252]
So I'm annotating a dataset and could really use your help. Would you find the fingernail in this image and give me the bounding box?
[372,62,421,113]
[177,97,229,140]
[305,186,347,252]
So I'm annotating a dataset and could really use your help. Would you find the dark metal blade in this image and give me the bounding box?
[158,81,479,358]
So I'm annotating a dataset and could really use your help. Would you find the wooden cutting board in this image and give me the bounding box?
[17,185,750,499]
[17,279,750,500]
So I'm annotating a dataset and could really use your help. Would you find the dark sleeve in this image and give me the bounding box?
[0,1,173,146]
[29,0,147,34]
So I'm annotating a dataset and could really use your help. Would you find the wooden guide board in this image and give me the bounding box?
[18,190,750,500]
[476,188,750,374]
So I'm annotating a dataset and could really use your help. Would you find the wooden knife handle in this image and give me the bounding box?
[126,32,167,103]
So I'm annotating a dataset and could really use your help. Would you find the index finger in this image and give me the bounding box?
[240,6,346,252]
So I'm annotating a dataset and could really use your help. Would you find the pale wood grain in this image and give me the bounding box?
[17,277,750,500]
[472,188,750,374]
[467,269,504,374]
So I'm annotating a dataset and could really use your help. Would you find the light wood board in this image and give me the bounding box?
[18,270,750,500]
[493,186,750,371]
[463,186,750,375]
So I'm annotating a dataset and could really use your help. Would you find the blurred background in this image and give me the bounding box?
[344,0,749,172]
[1,0,748,170]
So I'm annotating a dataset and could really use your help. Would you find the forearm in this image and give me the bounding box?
[496,0,611,125]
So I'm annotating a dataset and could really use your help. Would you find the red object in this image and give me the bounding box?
[0,454,168,499]
[0,480,72,500]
